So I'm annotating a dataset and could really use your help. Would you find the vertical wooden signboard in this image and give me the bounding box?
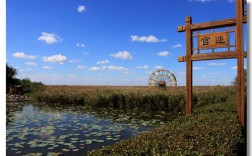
[177,0,247,127]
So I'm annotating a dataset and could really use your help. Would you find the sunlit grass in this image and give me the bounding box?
[34,85,236,114]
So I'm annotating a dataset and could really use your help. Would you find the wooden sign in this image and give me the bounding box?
[198,32,228,49]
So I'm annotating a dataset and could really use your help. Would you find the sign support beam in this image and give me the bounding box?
[236,0,245,127]
[185,16,192,115]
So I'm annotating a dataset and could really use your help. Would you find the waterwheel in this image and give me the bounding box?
[148,69,177,89]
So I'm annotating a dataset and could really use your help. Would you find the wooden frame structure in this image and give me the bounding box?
[177,0,247,127]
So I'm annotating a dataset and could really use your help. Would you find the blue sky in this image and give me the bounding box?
[6,0,248,86]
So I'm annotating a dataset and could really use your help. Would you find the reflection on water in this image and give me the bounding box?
[7,102,174,156]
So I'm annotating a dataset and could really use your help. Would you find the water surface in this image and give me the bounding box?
[7,102,174,156]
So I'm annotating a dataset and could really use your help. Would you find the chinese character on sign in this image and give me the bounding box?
[215,35,225,44]
[198,32,228,49]
[201,37,210,45]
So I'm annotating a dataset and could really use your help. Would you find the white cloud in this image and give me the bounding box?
[232,66,237,70]
[208,62,226,66]
[154,66,164,69]
[157,51,170,57]
[43,66,51,69]
[188,0,212,2]
[77,65,87,69]
[12,52,36,59]
[77,5,86,12]
[88,67,100,71]
[123,71,130,74]
[193,67,206,70]
[106,65,128,71]
[68,74,76,78]
[172,43,182,48]
[130,35,167,43]
[232,66,247,70]
[25,62,38,66]
[69,59,80,63]
[110,51,132,60]
[136,65,149,69]
[227,0,235,2]
[97,60,109,64]
[208,72,221,75]
[87,65,128,71]
[76,43,85,47]
[83,52,90,55]
[38,32,62,44]
[42,54,67,64]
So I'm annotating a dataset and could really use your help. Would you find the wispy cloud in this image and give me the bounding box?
[68,74,76,78]
[172,43,182,48]
[88,66,100,71]
[76,43,85,47]
[136,65,149,69]
[130,35,167,43]
[110,51,132,60]
[193,67,206,70]
[227,0,235,2]
[188,0,213,3]
[232,66,247,70]
[12,52,36,60]
[69,59,80,63]
[77,65,87,69]
[42,54,67,64]
[83,52,90,55]
[77,5,86,12]
[232,66,237,70]
[157,51,170,57]
[123,71,134,74]
[38,32,62,44]
[208,62,226,66]
[87,65,128,71]
[208,72,221,75]
[154,66,164,69]
[97,60,109,65]
[43,66,51,69]
[25,62,38,66]
[106,65,128,71]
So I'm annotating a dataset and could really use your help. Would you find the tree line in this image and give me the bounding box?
[6,64,43,94]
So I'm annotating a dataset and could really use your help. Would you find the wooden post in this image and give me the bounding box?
[235,26,241,119]
[185,16,193,115]
[236,0,245,127]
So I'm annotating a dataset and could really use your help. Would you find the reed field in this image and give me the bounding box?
[34,85,236,113]
[31,85,245,155]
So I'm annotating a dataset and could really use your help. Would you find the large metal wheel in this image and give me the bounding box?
[148,69,177,88]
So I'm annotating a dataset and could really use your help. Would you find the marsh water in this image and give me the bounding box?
[7,102,174,156]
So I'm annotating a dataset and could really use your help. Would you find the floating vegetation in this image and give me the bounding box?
[7,102,171,156]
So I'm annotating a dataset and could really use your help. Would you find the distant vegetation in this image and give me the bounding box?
[35,85,236,114]
[231,69,247,88]
[6,64,43,94]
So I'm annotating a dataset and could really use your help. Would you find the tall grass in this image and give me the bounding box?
[34,86,236,113]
